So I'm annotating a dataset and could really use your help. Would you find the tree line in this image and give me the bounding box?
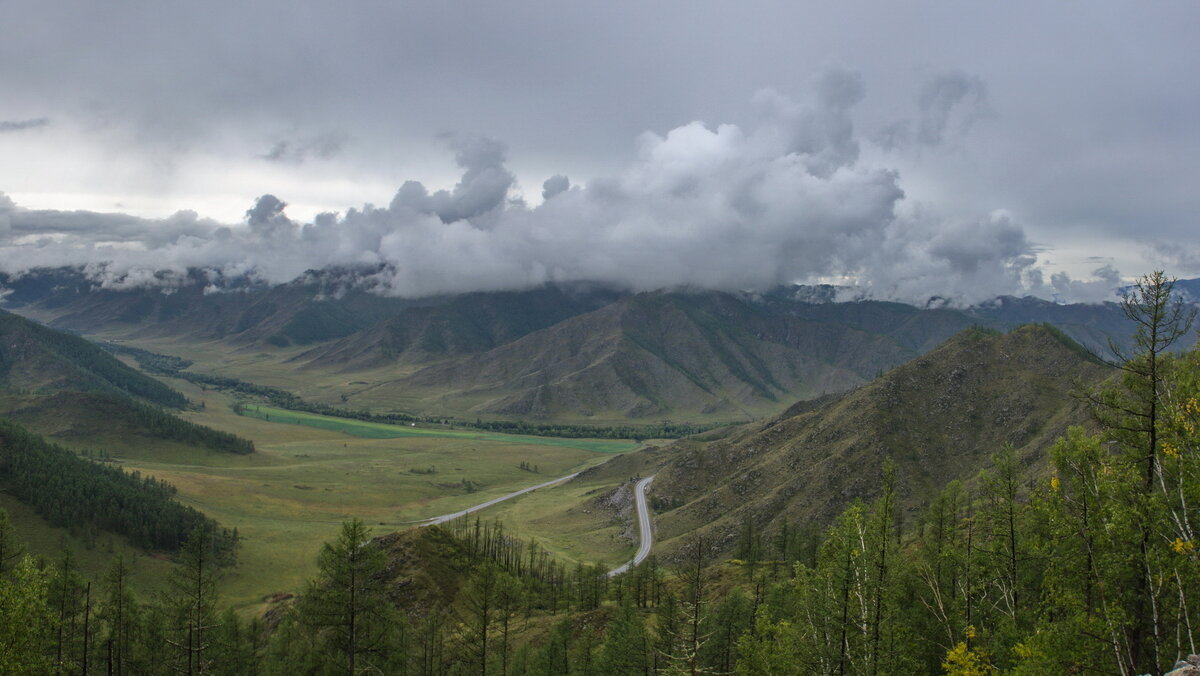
[99,393,254,454]
[0,312,187,409]
[0,419,238,556]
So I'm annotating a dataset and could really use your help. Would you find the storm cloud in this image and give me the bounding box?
[1,2,1196,289]
[0,70,1114,305]
[0,117,50,133]
[260,133,346,164]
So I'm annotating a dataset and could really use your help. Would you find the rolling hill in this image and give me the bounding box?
[347,290,1136,422]
[0,307,253,454]
[0,307,186,407]
[290,283,625,369]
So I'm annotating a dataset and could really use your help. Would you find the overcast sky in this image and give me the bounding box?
[1,2,1197,303]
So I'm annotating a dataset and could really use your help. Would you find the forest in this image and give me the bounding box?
[0,312,187,409]
[0,420,239,556]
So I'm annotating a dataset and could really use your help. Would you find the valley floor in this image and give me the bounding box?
[15,375,643,610]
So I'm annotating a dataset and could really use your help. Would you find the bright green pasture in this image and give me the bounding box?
[239,405,638,453]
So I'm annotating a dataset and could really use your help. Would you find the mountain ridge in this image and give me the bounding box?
[635,323,1112,556]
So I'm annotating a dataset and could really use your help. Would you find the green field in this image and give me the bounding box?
[1,336,646,611]
[238,405,637,453]
[75,378,633,610]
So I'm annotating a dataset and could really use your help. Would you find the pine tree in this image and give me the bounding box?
[297,519,404,675]
[0,557,56,674]
[1085,271,1196,672]
[0,508,23,575]
[100,556,142,676]
[597,598,649,675]
[163,524,223,674]
[49,547,88,674]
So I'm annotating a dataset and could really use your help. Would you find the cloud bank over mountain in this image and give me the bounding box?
[0,69,1119,305]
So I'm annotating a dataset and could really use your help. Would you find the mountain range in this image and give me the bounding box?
[1,266,1180,422]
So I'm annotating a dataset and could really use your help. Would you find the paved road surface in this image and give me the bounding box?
[413,471,658,578]
[608,475,656,577]
[417,472,580,526]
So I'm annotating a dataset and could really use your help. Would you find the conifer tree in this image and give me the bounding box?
[164,525,223,675]
[100,556,142,676]
[297,518,403,675]
[597,598,649,675]
[0,557,56,673]
[49,547,88,674]
[0,508,22,575]
[1086,271,1196,672]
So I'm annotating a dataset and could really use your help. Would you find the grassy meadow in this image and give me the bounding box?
[91,377,634,609]
[237,405,637,453]
[0,330,649,610]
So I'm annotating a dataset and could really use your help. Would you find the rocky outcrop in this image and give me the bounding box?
[1168,655,1200,675]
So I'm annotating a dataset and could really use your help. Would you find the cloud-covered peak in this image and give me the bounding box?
[0,68,1123,305]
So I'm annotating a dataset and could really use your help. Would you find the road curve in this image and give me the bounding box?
[417,472,580,526]
[608,475,656,577]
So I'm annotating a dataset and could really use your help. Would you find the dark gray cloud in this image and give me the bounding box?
[260,133,346,164]
[389,135,515,223]
[541,175,570,201]
[0,117,50,133]
[874,72,989,150]
[916,72,988,146]
[0,1,1196,295]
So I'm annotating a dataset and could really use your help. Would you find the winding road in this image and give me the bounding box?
[417,472,581,525]
[607,475,656,577]
[414,472,658,577]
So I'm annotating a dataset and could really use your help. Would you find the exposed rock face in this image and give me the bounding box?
[1168,655,1200,675]
[593,481,636,544]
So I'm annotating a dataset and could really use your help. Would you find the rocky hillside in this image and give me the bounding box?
[292,283,624,369]
[375,291,928,420]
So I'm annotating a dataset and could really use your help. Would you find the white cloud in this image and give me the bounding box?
[0,68,1124,305]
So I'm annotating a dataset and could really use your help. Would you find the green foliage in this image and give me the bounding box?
[0,419,236,555]
[161,525,224,673]
[292,519,409,673]
[0,309,187,408]
[0,557,56,674]
[0,508,22,575]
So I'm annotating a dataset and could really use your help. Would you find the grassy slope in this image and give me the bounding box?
[0,308,186,407]
[0,493,176,599]
[639,324,1112,558]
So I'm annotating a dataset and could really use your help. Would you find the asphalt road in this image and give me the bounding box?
[417,472,580,526]
[414,471,658,578]
[608,475,656,577]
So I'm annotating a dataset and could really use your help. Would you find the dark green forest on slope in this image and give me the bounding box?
[0,273,1198,674]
